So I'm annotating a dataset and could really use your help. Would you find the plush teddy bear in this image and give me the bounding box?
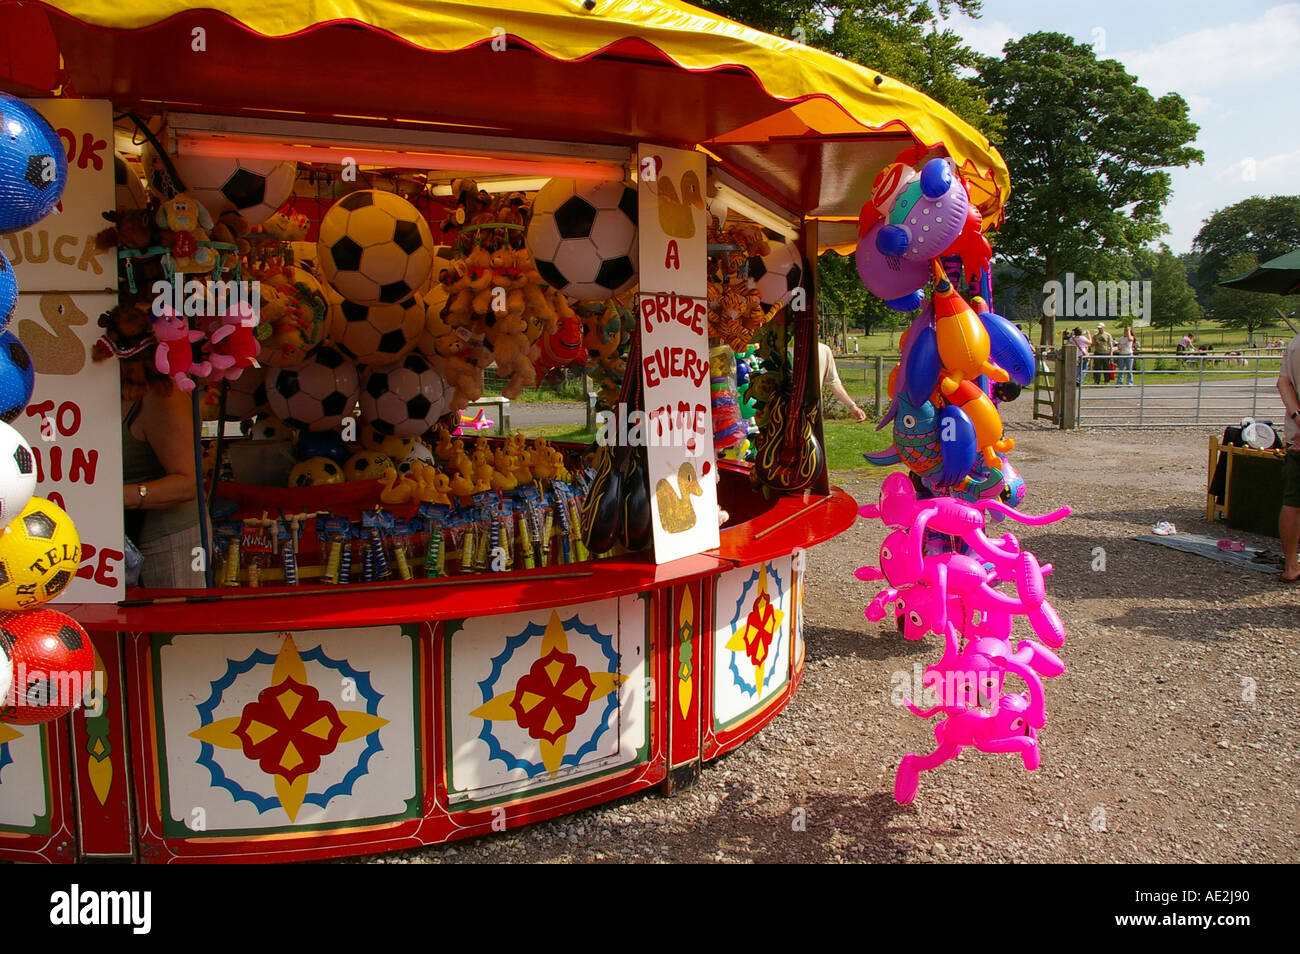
[93,300,155,363]
[439,178,491,235]
[155,193,218,274]
[152,308,211,392]
[489,313,537,400]
[96,207,162,253]
[514,248,557,327]
[438,259,473,329]
[209,209,251,272]
[489,247,526,322]
[465,248,495,324]
[429,329,484,408]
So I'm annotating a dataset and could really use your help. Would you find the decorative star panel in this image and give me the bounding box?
[446,594,647,806]
[155,626,419,835]
[0,721,49,834]
[713,560,792,728]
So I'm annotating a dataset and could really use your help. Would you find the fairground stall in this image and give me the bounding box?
[0,0,1007,861]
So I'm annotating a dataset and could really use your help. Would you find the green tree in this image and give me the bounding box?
[1191,195,1300,290]
[1150,246,1201,344]
[1208,252,1291,343]
[977,33,1202,346]
[695,1,997,135]
[818,251,900,347]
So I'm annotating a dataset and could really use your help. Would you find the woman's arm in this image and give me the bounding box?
[822,354,866,422]
[124,387,198,510]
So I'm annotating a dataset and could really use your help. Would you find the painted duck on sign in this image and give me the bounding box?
[656,461,702,533]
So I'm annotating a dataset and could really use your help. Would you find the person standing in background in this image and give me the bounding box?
[1276,329,1300,583]
[817,341,867,422]
[1116,325,1136,386]
[1091,322,1114,384]
[121,362,204,589]
[1071,326,1091,386]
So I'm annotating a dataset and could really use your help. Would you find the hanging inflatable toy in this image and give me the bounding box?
[938,377,1014,469]
[864,390,976,489]
[0,250,16,328]
[872,158,970,263]
[0,609,95,724]
[894,654,1048,806]
[0,94,69,234]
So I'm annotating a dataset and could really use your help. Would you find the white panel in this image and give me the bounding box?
[713,560,792,727]
[157,626,417,832]
[447,596,646,804]
[0,723,49,831]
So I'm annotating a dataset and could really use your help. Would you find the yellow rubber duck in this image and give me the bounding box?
[379,466,419,505]
[411,461,452,505]
[433,427,455,462]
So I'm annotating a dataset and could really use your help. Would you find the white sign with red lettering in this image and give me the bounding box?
[636,144,707,298]
[636,145,718,564]
[9,99,124,602]
[1,99,117,293]
[10,292,125,602]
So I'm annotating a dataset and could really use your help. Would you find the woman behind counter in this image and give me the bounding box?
[121,361,204,589]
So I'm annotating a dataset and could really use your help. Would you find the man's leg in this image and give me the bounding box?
[1283,452,1300,581]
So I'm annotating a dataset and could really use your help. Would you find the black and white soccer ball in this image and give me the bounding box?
[222,365,268,422]
[0,419,37,525]
[360,354,450,438]
[317,190,435,307]
[248,415,294,442]
[526,178,638,301]
[397,441,436,477]
[325,294,424,366]
[266,345,360,432]
[141,147,296,226]
[746,242,804,307]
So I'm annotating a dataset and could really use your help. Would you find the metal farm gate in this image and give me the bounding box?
[1064,349,1286,429]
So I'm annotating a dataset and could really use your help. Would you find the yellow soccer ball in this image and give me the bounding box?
[0,497,82,610]
[342,451,393,481]
[288,457,345,488]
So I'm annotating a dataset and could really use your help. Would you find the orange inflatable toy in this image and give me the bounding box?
[931,262,1008,396]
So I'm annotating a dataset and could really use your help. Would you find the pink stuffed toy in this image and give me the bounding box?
[204,301,261,381]
[153,308,210,393]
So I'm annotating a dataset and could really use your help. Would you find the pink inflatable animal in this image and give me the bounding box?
[895,654,1048,805]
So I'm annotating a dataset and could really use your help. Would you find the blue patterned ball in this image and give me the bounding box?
[0,94,68,235]
[0,329,35,423]
[0,250,16,330]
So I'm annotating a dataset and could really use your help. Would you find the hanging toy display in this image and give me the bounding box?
[0,609,96,724]
[316,189,436,307]
[848,142,1064,805]
[0,329,35,423]
[708,344,747,453]
[855,474,1071,804]
[0,93,69,234]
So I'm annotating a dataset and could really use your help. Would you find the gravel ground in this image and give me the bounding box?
[362,413,1300,864]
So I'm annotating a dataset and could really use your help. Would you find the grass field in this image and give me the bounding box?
[516,416,896,476]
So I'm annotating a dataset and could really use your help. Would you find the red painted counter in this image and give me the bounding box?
[1,466,856,863]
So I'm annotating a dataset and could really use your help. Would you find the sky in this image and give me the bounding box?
[946,0,1300,254]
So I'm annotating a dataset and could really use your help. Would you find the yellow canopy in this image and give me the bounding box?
[7,0,1008,245]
